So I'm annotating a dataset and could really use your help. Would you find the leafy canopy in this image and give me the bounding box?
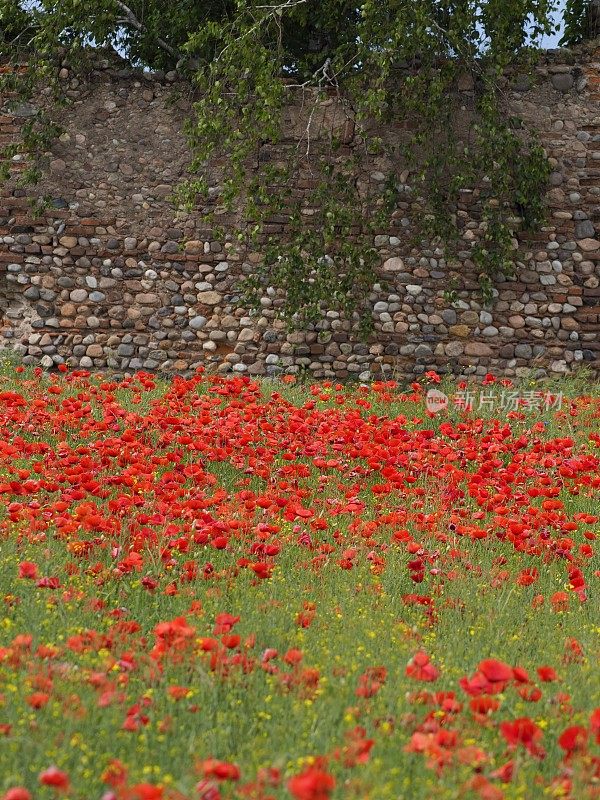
[561,0,600,45]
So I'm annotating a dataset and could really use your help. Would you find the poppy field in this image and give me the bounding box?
[0,365,599,800]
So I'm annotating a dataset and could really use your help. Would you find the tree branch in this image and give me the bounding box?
[255,0,308,9]
[114,0,181,60]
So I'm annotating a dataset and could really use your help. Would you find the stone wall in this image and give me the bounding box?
[1,45,600,380]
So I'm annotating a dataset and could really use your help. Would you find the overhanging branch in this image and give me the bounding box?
[114,0,181,61]
[255,0,308,8]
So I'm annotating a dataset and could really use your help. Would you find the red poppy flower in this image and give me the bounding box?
[39,767,70,790]
[284,649,303,665]
[18,562,38,579]
[470,696,500,716]
[220,634,240,650]
[213,613,240,634]
[130,785,163,800]
[288,766,335,800]
[201,760,241,781]
[478,659,513,683]
[512,666,529,684]
[26,692,50,709]
[3,789,32,800]
[101,760,127,787]
[551,591,570,611]
[558,725,588,754]
[406,651,440,682]
[591,708,600,732]
[168,686,190,700]
[490,760,514,783]
[499,718,545,759]
[537,666,558,682]
[356,666,387,698]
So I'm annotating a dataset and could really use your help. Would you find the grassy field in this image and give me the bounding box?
[0,363,599,800]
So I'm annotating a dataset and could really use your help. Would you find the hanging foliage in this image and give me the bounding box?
[561,0,600,45]
[0,0,577,329]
